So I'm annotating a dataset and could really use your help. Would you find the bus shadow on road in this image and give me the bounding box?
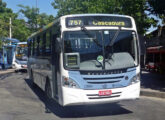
[25,78,133,118]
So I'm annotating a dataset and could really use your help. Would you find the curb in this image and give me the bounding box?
[0,69,15,75]
[140,89,165,99]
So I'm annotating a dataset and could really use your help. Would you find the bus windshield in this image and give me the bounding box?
[16,45,28,61]
[64,30,138,70]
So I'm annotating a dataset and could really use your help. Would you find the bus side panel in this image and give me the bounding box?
[39,57,52,91]
[32,57,52,91]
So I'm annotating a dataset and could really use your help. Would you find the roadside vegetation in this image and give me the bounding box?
[0,0,164,48]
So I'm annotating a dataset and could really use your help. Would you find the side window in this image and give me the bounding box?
[31,39,33,56]
[28,40,31,57]
[52,23,60,38]
[52,23,61,52]
[46,31,51,55]
[42,33,46,55]
[37,36,40,56]
[34,37,37,56]
[40,35,42,55]
[33,38,35,56]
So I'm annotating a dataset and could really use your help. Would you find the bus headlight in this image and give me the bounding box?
[130,73,140,85]
[62,76,80,89]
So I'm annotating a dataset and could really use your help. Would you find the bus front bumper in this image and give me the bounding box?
[62,82,140,106]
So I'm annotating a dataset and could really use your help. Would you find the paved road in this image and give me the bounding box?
[0,73,165,120]
[141,70,165,92]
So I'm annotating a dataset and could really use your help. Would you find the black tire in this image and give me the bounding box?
[15,69,20,73]
[31,70,37,88]
[45,80,52,99]
[2,64,5,69]
[45,79,52,113]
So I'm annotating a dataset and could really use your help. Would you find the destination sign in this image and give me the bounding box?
[68,20,83,26]
[66,16,132,28]
[19,44,27,47]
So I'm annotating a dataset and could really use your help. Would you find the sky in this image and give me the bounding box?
[3,0,57,17]
[3,0,162,34]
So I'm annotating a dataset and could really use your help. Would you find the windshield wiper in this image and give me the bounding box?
[81,25,102,47]
[109,26,121,47]
[105,27,121,61]
[80,25,104,68]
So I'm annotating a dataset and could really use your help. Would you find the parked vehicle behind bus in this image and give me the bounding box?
[13,42,28,71]
[145,46,165,73]
[28,14,140,106]
[0,38,19,69]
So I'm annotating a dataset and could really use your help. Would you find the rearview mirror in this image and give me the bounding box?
[55,38,61,53]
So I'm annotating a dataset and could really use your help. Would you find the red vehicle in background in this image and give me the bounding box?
[145,46,165,73]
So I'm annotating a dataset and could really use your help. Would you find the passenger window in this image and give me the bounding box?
[37,36,40,56]
[42,33,46,55]
[46,31,51,55]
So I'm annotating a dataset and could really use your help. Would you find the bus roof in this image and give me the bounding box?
[3,38,19,43]
[28,14,134,40]
[61,14,133,19]
[17,42,27,45]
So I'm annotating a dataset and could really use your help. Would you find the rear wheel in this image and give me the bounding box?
[45,80,52,99]
[31,70,36,88]
[45,80,52,113]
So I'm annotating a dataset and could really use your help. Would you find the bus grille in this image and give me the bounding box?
[80,69,127,75]
[86,92,121,99]
[83,76,124,84]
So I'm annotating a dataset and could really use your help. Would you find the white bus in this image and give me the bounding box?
[13,42,28,70]
[28,14,140,106]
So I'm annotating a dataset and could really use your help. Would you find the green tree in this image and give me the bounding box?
[118,0,157,34]
[0,0,30,45]
[148,0,165,24]
[0,0,13,47]
[148,0,165,15]
[52,0,157,34]
[12,19,30,42]
[0,0,13,37]
[18,5,55,32]
[37,13,54,28]
[18,5,39,32]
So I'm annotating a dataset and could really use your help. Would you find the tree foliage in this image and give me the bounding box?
[0,0,55,47]
[0,0,13,37]
[18,5,54,33]
[0,0,30,45]
[148,0,165,24]
[52,0,157,34]
[148,0,165,15]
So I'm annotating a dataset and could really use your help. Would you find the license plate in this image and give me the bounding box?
[99,90,112,96]
[22,65,27,68]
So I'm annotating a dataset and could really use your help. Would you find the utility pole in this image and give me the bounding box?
[36,0,38,30]
[36,0,38,9]
[9,17,12,39]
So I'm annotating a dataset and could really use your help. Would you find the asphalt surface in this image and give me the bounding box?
[141,70,165,92]
[0,72,165,120]
[140,70,165,98]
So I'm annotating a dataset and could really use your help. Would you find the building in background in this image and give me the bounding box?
[146,25,165,47]
[145,26,165,73]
